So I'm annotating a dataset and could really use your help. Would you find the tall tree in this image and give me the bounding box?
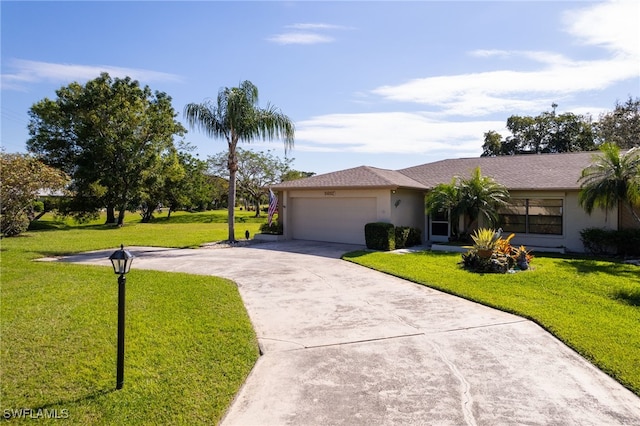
[579,143,640,225]
[595,97,640,149]
[482,108,595,156]
[281,170,316,181]
[208,148,293,216]
[27,73,186,225]
[138,147,185,222]
[0,152,69,236]
[170,151,216,214]
[184,80,294,241]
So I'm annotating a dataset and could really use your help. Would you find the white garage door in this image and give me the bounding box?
[290,197,377,245]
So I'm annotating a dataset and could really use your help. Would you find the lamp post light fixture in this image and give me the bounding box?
[109,244,134,390]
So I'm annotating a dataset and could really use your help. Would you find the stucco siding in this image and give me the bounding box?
[390,189,426,241]
[506,191,616,253]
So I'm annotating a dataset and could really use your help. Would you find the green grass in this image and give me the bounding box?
[343,250,640,396]
[1,210,262,424]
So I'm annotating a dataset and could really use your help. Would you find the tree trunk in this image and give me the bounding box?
[106,206,116,224]
[167,207,173,219]
[254,197,261,217]
[227,140,239,242]
[140,203,154,223]
[228,168,236,242]
[117,207,126,227]
[32,210,48,221]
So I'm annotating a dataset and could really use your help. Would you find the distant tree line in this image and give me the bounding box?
[482,97,639,156]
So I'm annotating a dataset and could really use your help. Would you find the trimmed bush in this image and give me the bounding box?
[365,222,395,251]
[395,226,410,249]
[407,227,422,247]
[395,226,423,249]
[580,228,640,257]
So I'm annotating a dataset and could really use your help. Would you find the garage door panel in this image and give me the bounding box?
[291,197,377,245]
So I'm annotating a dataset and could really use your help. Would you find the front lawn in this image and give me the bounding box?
[1,210,261,424]
[343,250,640,396]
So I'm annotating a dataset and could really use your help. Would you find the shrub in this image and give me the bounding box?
[580,228,640,257]
[1,212,30,237]
[395,227,411,249]
[365,222,395,251]
[395,226,423,249]
[406,227,422,247]
[259,221,283,235]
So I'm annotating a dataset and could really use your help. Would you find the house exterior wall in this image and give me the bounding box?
[390,189,426,241]
[619,201,640,229]
[277,187,617,252]
[280,189,393,244]
[504,190,617,253]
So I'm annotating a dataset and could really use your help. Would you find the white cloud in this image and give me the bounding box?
[371,0,639,118]
[292,2,638,157]
[267,33,334,45]
[565,0,639,58]
[468,49,572,66]
[1,59,182,91]
[268,22,352,45]
[371,57,637,116]
[295,112,504,156]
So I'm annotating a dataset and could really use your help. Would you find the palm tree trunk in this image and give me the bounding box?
[228,167,237,242]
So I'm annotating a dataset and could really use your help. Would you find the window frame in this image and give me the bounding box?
[499,198,563,236]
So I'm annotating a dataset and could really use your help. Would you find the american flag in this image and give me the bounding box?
[267,189,278,226]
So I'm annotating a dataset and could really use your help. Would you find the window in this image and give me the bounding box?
[499,199,563,235]
[430,210,449,237]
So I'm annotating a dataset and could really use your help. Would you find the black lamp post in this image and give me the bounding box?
[109,244,134,390]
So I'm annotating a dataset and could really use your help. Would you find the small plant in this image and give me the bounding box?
[513,245,533,270]
[494,233,515,256]
[462,230,532,274]
[471,228,499,250]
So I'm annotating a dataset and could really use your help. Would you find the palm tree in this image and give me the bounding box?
[458,167,510,234]
[579,143,640,225]
[425,177,463,237]
[425,167,509,238]
[184,81,295,241]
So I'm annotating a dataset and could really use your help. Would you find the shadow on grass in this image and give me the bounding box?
[611,287,640,306]
[555,258,640,281]
[28,221,119,232]
[31,389,114,413]
[149,212,265,224]
[150,212,225,224]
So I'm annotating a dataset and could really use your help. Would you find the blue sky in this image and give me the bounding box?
[2,0,639,174]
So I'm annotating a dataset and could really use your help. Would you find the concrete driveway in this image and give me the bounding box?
[56,240,640,425]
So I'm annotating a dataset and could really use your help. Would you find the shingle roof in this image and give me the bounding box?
[272,165,428,190]
[272,151,600,191]
[399,151,596,190]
